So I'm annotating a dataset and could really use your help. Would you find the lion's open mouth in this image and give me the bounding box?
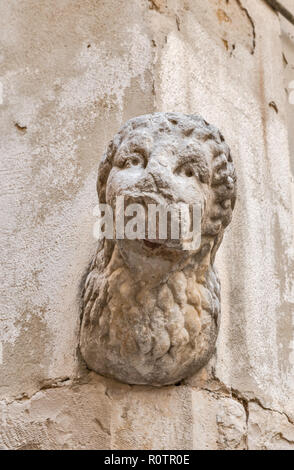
[143,239,163,250]
[141,238,185,252]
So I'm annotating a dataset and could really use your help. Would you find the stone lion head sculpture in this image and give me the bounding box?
[80,112,236,386]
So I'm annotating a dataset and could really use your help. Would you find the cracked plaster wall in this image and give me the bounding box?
[0,0,294,450]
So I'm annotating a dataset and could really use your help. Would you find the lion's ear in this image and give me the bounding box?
[231,193,237,211]
[210,229,224,263]
[97,158,111,203]
[97,139,117,203]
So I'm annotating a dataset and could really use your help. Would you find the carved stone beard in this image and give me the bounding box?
[79,238,221,386]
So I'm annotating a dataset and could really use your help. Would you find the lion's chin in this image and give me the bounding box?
[115,238,191,284]
[123,238,189,256]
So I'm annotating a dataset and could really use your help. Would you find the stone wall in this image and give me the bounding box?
[0,0,293,450]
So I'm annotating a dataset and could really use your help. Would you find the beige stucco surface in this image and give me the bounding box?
[0,0,293,449]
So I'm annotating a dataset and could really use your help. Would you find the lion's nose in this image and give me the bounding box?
[147,157,167,170]
[143,159,174,197]
[130,158,173,199]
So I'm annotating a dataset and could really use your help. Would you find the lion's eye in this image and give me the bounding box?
[185,168,194,178]
[177,164,195,178]
[120,154,144,169]
[131,157,140,166]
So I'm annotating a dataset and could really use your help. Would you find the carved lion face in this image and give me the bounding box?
[106,120,210,206]
[98,113,236,267]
